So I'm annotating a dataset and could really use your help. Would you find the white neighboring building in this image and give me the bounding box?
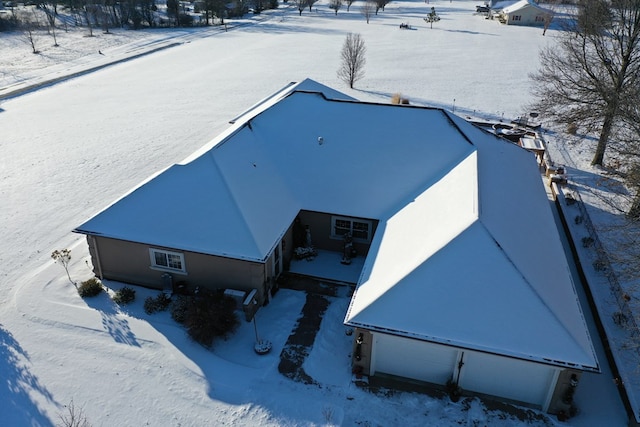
[497,0,553,25]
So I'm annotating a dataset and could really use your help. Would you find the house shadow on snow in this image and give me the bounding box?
[0,324,56,426]
[84,292,140,347]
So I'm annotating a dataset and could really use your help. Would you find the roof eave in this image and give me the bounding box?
[344,321,600,373]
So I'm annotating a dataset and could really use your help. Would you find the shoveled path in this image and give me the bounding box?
[277,274,346,385]
[277,292,329,385]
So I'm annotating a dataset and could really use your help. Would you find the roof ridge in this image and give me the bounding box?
[205,147,264,260]
[479,219,599,370]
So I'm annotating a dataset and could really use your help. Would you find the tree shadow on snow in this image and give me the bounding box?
[84,292,141,347]
[0,324,56,426]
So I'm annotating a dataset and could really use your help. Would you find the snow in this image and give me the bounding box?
[75,79,597,371]
[0,1,632,426]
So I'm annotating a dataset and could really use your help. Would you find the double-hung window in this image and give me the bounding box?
[150,248,186,273]
[331,216,373,243]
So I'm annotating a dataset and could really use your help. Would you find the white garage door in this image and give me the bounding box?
[373,333,458,385]
[459,350,557,408]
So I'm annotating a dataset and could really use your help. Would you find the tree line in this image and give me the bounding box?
[0,0,278,33]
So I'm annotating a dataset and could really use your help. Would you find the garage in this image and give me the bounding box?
[372,333,459,385]
[458,350,559,409]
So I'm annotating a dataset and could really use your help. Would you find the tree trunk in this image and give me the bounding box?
[628,192,640,220]
[592,110,615,166]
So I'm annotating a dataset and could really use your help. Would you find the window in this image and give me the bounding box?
[149,248,186,273]
[331,216,373,243]
[535,15,544,22]
[512,15,521,21]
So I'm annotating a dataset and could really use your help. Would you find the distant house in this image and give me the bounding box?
[497,0,552,25]
[74,79,598,415]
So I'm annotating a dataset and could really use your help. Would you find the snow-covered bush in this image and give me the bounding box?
[184,291,239,347]
[112,287,136,305]
[78,277,103,298]
[144,293,171,314]
[170,295,194,324]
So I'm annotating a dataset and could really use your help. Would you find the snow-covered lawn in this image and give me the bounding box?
[0,1,632,425]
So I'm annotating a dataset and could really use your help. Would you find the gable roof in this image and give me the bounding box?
[501,0,550,14]
[74,79,598,371]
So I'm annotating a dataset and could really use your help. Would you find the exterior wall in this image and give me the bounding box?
[504,6,547,26]
[356,330,567,413]
[88,236,269,303]
[547,369,583,416]
[351,328,374,376]
[297,210,378,256]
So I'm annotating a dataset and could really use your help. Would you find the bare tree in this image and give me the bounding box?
[345,0,355,11]
[40,2,59,46]
[22,11,41,54]
[529,0,640,166]
[374,0,390,14]
[308,0,318,12]
[329,0,342,15]
[294,0,307,15]
[337,32,366,88]
[57,399,91,427]
[52,249,75,286]
[541,4,557,36]
[361,0,375,23]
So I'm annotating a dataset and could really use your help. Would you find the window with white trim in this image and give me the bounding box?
[331,216,373,243]
[512,15,521,21]
[149,248,186,273]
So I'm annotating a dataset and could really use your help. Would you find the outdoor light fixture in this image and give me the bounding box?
[318,136,324,145]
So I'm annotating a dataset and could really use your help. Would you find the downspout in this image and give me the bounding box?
[455,351,465,385]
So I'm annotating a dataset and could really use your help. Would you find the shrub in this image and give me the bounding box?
[567,123,578,135]
[170,295,194,324]
[184,291,239,347]
[144,293,172,314]
[613,311,627,326]
[78,277,103,298]
[581,236,594,248]
[113,287,136,305]
[593,259,606,272]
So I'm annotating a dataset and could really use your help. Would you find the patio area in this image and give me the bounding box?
[288,249,366,285]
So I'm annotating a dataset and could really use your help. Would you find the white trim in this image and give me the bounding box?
[149,248,186,274]
[331,215,373,244]
[272,240,282,277]
[542,368,561,412]
[370,332,378,376]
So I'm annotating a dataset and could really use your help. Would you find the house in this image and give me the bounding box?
[74,79,598,415]
[496,0,552,26]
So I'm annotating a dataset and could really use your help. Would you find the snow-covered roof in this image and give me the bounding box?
[346,112,599,371]
[501,0,550,14]
[75,79,598,371]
